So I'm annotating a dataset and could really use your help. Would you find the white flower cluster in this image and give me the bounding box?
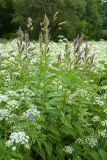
[76,136,98,148]
[77,89,89,97]
[92,116,100,122]
[98,129,107,138]
[0,94,8,103]
[23,105,40,119]
[6,100,19,110]
[8,113,18,124]
[102,94,107,99]
[93,97,104,106]
[101,120,107,127]
[6,90,19,97]
[6,131,30,150]
[0,70,8,76]
[76,138,84,145]
[63,145,74,154]
[101,86,107,90]
[17,88,35,98]
[85,136,98,148]
[104,108,107,114]
[0,109,10,121]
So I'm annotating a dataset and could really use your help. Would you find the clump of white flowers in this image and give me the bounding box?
[98,129,107,138]
[76,138,84,145]
[92,116,100,122]
[23,104,40,120]
[76,136,98,148]
[93,97,104,106]
[17,88,35,98]
[101,120,107,127]
[103,94,107,100]
[6,131,30,150]
[85,136,98,148]
[101,86,107,90]
[63,145,74,154]
[104,109,107,114]
[6,100,19,110]
[77,89,89,97]
[6,90,19,97]
[0,109,10,121]
[0,94,8,103]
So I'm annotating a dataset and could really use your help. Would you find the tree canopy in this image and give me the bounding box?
[0,0,107,40]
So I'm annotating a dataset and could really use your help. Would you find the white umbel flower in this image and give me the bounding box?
[6,131,30,149]
[17,88,35,97]
[6,100,19,110]
[92,116,100,122]
[84,136,98,148]
[76,136,98,148]
[98,129,107,138]
[6,90,19,97]
[104,109,107,114]
[0,109,10,121]
[101,120,107,126]
[63,145,74,154]
[0,94,8,103]
[12,146,16,151]
[93,97,104,106]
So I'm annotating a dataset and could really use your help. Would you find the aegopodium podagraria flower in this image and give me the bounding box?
[98,129,107,138]
[104,109,107,114]
[101,120,107,127]
[0,109,10,121]
[17,88,35,97]
[0,94,8,103]
[12,146,16,151]
[76,136,98,148]
[6,100,19,110]
[93,97,104,106]
[85,136,98,148]
[92,116,100,122]
[63,145,74,154]
[6,90,19,97]
[6,132,30,150]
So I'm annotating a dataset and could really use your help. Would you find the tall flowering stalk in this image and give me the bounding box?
[39,15,50,103]
[61,35,96,73]
[17,17,33,82]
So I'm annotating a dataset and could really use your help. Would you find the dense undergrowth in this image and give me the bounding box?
[0,16,107,160]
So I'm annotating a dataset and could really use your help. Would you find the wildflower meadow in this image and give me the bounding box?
[0,16,107,160]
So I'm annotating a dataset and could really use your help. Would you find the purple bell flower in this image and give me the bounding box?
[28,113,34,121]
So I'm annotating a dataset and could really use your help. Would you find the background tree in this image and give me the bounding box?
[0,0,14,37]
[85,0,103,40]
[12,0,87,40]
[101,1,107,39]
[0,0,107,40]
